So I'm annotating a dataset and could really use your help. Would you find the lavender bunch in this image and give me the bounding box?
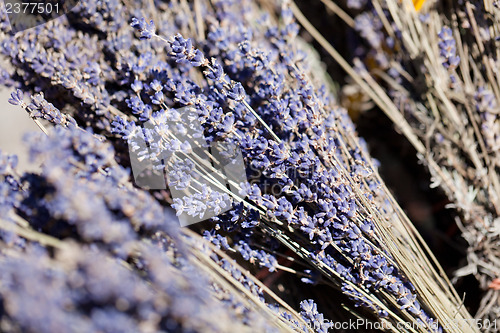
[122,1,473,330]
[296,0,500,328]
[0,0,475,331]
[0,125,308,333]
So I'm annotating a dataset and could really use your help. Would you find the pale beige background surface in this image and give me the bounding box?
[0,89,40,172]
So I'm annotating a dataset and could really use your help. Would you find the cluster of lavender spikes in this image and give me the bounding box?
[320,0,500,328]
[122,7,440,329]
[0,0,475,332]
[0,124,310,333]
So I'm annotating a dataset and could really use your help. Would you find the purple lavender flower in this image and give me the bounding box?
[8,89,24,106]
[438,26,460,70]
[130,17,155,39]
[300,299,333,333]
[355,13,383,49]
[169,34,208,66]
[347,0,368,9]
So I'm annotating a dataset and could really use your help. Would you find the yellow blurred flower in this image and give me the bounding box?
[413,0,426,11]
